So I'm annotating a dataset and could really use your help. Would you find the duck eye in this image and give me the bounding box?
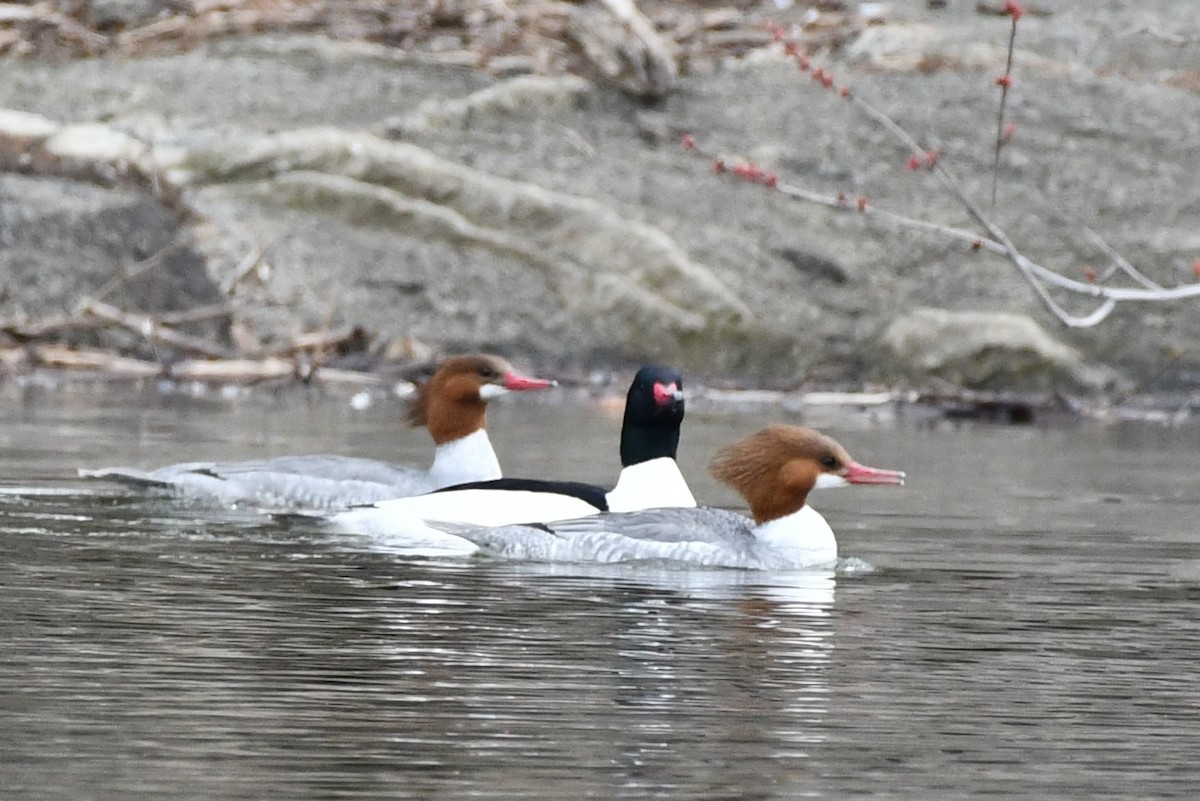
[820,454,840,470]
[478,366,497,379]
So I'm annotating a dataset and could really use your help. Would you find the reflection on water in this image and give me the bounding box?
[2,386,1200,800]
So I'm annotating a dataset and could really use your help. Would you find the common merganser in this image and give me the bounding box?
[428,425,905,569]
[78,354,554,510]
[321,365,695,546]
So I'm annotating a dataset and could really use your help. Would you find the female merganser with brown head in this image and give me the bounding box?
[79,354,554,510]
[429,425,905,569]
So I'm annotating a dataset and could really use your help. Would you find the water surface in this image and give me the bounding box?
[2,383,1198,800]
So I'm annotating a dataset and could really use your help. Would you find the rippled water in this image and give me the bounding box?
[2,383,1199,800]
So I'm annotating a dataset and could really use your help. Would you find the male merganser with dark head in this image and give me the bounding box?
[79,354,554,510]
[429,425,905,569]
[321,365,695,543]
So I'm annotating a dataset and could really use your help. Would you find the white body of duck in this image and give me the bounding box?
[79,354,554,511]
[325,366,696,550]
[431,425,905,569]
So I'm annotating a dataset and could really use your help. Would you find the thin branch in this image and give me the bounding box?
[1131,26,1200,47]
[686,138,1200,328]
[767,179,1200,303]
[991,12,1019,210]
[1071,219,1164,290]
[155,302,237,326]
[717,18,1199,329]
[262,326,364,358]
[0,312,108,341]
[221,243,270,295]
[90,235,192,302]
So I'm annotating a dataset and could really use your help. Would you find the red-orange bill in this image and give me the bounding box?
[845,462,906,486]
[503,372,556,391]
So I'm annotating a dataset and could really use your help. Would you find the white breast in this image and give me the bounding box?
[605,457,696,512]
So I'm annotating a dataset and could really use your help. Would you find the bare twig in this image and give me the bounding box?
[262,326,363,358]
[990,3,1020,210]
[1131,26,1200,47]
[221,243,270,295]
[155,302,237,326]
[90,235,193,302]
[1067,217,1164,290]
[0,312,108,341]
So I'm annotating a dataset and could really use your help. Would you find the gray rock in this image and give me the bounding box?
[175,128,793,374]
[881,308,1122,394]
[0,174,226,353]
[382,74,593,135]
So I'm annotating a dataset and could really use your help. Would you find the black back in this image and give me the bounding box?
[619,365,685,467]
[433,477,609,511]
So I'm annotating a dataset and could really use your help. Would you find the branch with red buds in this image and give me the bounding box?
[991,1,1022,209]
[682,11,1200,328]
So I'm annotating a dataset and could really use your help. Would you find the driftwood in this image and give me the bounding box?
[153,302,236,327]
[262,326,367,358]
[167,356,293,382]
[21,344,163,376]
[0,291,402,388]
[0,312,108,341]
[116,3,335,53]
[3,302,233,343]
[0,343,391,386]
[0,0,861,95]
[79,299,238,360]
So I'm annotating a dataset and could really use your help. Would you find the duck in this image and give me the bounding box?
[78,354,555,511]
[321,365,696,545]
[427,425,905,569]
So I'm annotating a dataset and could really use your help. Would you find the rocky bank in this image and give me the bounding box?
[1,0,1198,398]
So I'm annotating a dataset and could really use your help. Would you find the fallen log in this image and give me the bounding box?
[26,344,163,376]
[167,356,293,382]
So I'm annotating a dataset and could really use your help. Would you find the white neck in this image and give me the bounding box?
[478,384,509,401]
[814,473,849,490]
[605,457,696,512]
[427,429,502,489]
[754,505,838,568]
